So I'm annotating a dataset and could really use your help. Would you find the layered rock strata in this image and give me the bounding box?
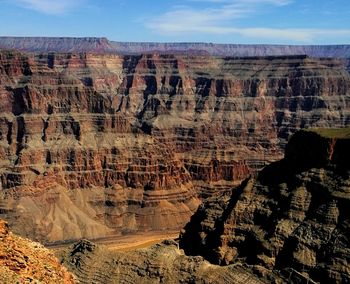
[60,238,263,284]
[0,219,76,283]
[0,49,349,242]
[180,129,350,283]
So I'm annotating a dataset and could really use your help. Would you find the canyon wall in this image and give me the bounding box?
[0,49,349,242]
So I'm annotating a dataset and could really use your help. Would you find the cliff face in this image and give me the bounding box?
[1,37,350,57]
[0,49,349,242]
[179,129,350,283]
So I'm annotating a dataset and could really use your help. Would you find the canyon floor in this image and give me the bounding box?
[48,231,179,252]
[59,238,265,284]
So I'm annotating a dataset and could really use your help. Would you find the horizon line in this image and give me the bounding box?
[0,36,350,46]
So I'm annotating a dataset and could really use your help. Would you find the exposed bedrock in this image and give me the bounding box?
[0,50,349,242]
[180,129,350,283]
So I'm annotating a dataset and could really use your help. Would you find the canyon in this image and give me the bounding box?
[58,128,350,283]
[1,128,349,283]
[0,44,349,243]
[0,36,349,283]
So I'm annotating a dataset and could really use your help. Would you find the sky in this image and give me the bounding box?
[0,0,349,44]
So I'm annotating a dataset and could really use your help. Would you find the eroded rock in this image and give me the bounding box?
[180,129,350,283]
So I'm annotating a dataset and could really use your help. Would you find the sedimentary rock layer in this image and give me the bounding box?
[0,49,349,242]
[180,129,350,283]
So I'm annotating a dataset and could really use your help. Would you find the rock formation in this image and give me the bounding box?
[60,238,263,284]
[0,219,76,283]
[180,129,350,283]
[1,37,350,57]
[0,37,115,53]
[0,48,349,243]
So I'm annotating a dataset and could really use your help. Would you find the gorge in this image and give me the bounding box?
[0,40,349,244]
[1,128,349,283]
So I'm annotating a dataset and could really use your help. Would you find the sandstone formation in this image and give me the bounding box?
[180,129,350,283]
[60,238,263,284]
[0,48,349,243]
[1,37,350,57]
[0,219,76,283]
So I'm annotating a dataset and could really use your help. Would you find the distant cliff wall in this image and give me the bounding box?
[0,50,349,242]
[1,37,350,57]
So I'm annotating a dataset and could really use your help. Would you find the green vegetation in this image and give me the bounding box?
[306,128,350,139]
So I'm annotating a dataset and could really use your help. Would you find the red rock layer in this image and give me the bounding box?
[0,50,349,242]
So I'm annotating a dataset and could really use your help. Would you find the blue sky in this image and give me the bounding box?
[0,0,349,44]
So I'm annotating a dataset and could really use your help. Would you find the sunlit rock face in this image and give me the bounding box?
[0,49,349,242]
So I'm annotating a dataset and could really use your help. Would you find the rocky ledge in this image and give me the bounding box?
[179,129,350,283]
[0,219,76,283]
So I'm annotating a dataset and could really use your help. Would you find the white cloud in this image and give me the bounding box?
[145,0,291,36]
[148,20,350,42]
[145,0,350,42]
[12,0,82,15]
